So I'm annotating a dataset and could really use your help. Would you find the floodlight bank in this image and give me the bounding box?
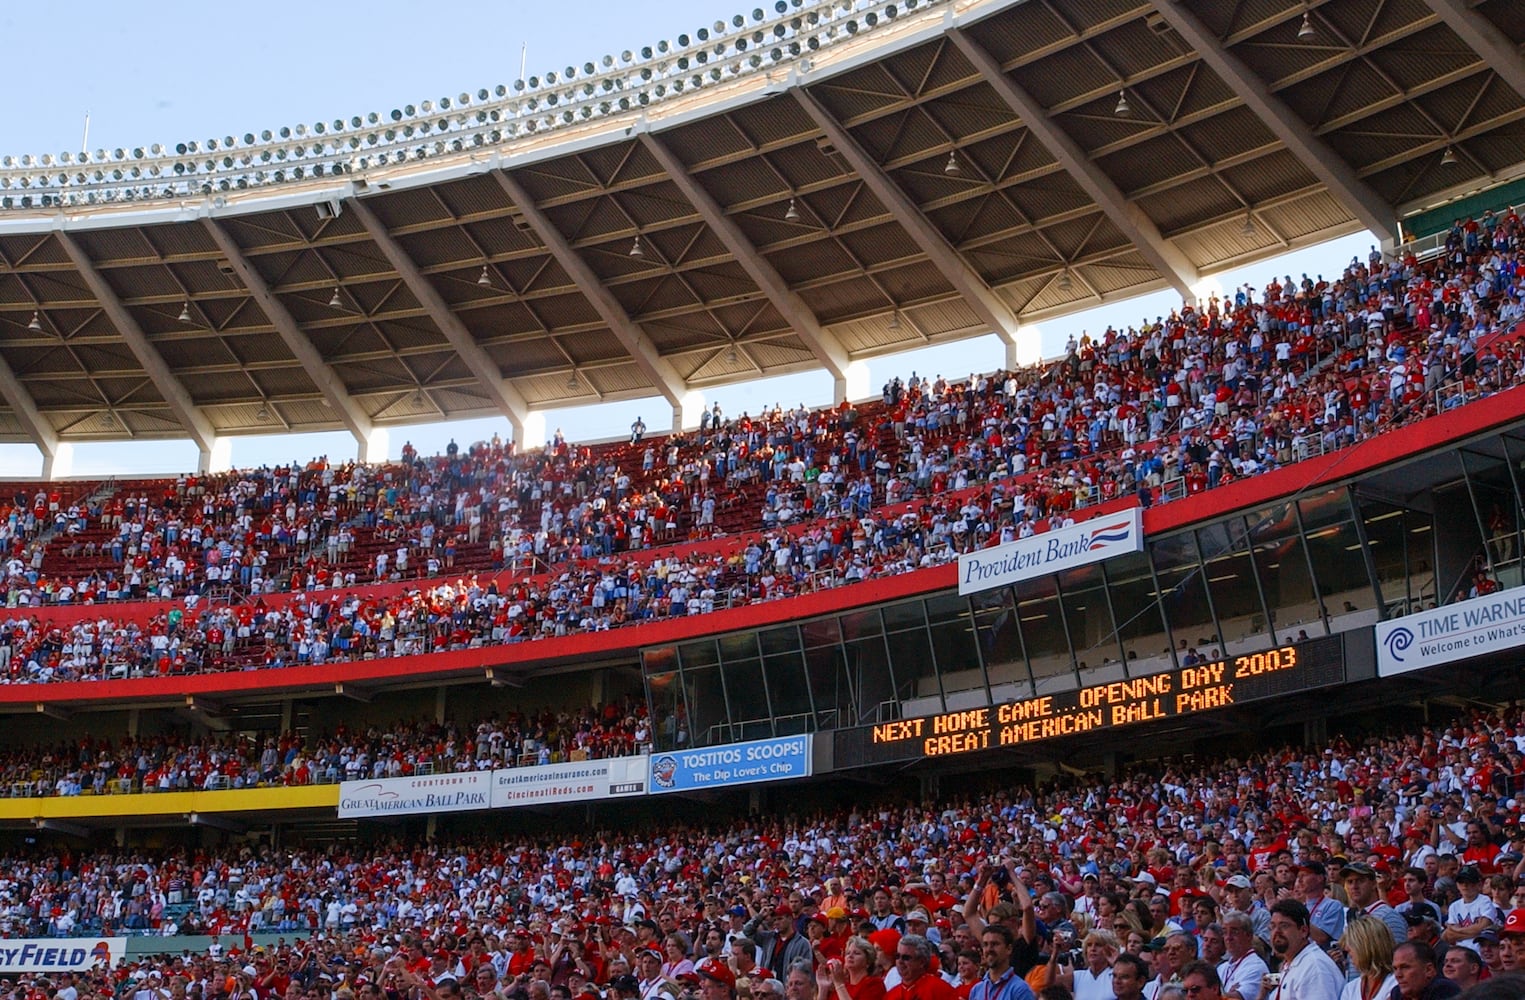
[0,0,946,214]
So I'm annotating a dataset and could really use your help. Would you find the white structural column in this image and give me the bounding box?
[347,198,531,442]
[1420,0,1525,100]
[796,89,1025,369]
[949,29,1202,302]
[0,351,60,478]
[637,132,854,400]
[57,230,222,470]
[1147,0,1398,243]
[202,219,384,461]
[493,170,690,422]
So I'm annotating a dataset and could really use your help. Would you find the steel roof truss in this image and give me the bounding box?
[202,220,375,446]
[494,170,688,410]
[56,231,218,454]
[640,132,850,381]
[347,198,531,435]
[1146,0,1398,242]
[1416,0,1525,102]
[952,29,1200,299]
[797,88,1021,349]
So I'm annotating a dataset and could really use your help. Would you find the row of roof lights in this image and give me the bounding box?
[0,0,937,211]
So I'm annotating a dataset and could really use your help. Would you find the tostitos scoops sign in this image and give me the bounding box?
[957,508,1144,595]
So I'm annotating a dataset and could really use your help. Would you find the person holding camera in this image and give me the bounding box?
[1043,929,1117,1000]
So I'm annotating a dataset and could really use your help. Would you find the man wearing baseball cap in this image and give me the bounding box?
[1441,866,1499,953]
[1499,909,1525,972]
[1341,862,1406,946]
[696,958,737,1000]
[1294,861,1345,949]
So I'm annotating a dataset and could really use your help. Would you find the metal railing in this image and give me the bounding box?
[0,0,946,211]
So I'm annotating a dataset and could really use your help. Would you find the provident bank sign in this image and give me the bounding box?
[957,508,1144,596]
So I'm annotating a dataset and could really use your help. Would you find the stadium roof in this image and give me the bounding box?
[0,0,1522,465]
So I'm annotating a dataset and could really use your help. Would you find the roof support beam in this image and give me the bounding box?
[637,132,853,389]
[493,170,689,412]
[795,88,1024,366]
[347,198,531,440]
[202,220,381,459]
[949,29,1201,302]
[1419,0,1525,102]
[0,350,59,473]
[56,231,219,458]
[1146,0,1398,243]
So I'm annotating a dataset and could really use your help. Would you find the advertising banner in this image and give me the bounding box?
[1376,587,1525,676]
[490,756,648,808]
[338,770,492,818]
[957,508,1143,595]
[649,736,811,793]
[0,938,127,974]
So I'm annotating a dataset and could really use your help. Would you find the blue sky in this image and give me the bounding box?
[0,1,1373,477]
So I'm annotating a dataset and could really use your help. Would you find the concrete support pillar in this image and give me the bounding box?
[280,700,293,736]
[40,443,73,482]
[360,426,390,465]
[201,438,232,475]
[435,687,448,726]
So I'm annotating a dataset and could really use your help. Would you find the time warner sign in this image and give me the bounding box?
[957,508,1144,596]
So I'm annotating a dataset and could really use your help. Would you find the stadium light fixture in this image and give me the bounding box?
[1297,13,1315,40]
[329,287,344,309]
[1057,270,1073,292]
[1441,147,1459,166]
[27,311,42,332]
[1241,213,1256,237]
[178,302,192,323]
[566,371,579,391]
[478,266,492,286]
[727,344,739,365]
[944,151,961,176]
[888,310,901,331]
[784,198,800,222]
[629,236,644,258]
[256,403,270,421]
[1114,91,1131,116]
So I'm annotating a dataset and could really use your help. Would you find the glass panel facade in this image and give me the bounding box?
[1196,518,1270,655]
[1357,498,1432,618]
[1151,531,1219,662]
[641,645,686,750]
[1247,503,1325,638]
[1058,562,1124,683]
[1461,448,1521,587]
[1104,551,1172,677]
[1298,490,1373,635]
[1014,575,1076,694]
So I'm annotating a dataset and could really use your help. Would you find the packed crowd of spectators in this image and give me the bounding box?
[2,212,1525,687]
[0,696,652,798]
[1,699,1525,1000]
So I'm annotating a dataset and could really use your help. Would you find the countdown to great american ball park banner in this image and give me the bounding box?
[0,939,127,973]
[340,757,649,817]
[957,508,1144,596]
[1376,586,1525,676]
